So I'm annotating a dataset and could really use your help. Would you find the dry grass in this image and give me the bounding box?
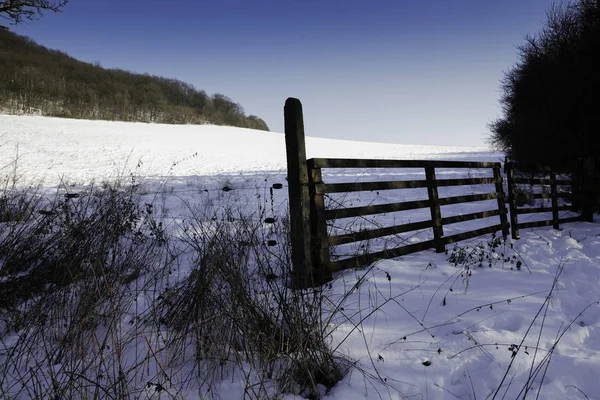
[0,174,349,399]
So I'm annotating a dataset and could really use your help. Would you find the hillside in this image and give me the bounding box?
[0,114,494,186]
[0,29,269,130]
[0,115,598,400]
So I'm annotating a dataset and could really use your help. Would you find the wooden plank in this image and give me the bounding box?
[514,177,572,186]
[308,158,501,169]
[517,206,572,215]
[309,168,332,284]
[515,192,554,200]
[441,209,504,226]
[558,215,584,224]
[516,206,553,215]
[328,240,436,272]
[438,192,499,206]
[571,159,582,215]
[506,162,520,239]
[325,199,431,220]
[284,98,313,289]
[493,165,510,238]
[514,177,540,185]
[441,224,506,246]
[426,166,445,253]
[321,183,502,197]
[326,220,433,246]
[509,162,554,172]
[551,172,559,229]
[516,204,571,214]
[515,192,572,200]
[329,222,511,272]
[555,180,573,186]
[436,177,499,187]
[515,176,550,185]
[534,193,554,199]
[556,204,574,212]
[516,214,582,231]
[316,177,500,195]
[517,219,555,229]
[577,156,596,222]
[316,180,429,194]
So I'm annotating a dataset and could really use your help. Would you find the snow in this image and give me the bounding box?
[0,115,494,186]
[1,114,599,400]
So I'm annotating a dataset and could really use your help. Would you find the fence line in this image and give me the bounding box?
[284,98,513,287]
[284,98,593,288]
[505,162,584,239]
[309,158,509,274]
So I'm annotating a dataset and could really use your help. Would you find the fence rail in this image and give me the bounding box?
[285,98,513,287]
[308,158,501,169]
[505,162,584,239]
[310,159,509,275]
[285,98,587,288]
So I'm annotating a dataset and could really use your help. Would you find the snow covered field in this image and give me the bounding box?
[0,115,494,186]
[1,115,599,399]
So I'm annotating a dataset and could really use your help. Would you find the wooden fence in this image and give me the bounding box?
[284,98,509,287]
[505,162,584,239]
[308,158,509,274]
[285,98,588,288]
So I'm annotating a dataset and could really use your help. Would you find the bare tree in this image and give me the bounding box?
[0,0,68,24]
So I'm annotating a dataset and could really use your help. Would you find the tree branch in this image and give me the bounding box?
[0,0,69,24]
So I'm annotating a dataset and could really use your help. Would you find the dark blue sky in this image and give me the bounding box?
[10,0,556,146]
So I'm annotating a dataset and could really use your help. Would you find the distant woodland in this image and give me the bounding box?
[0,29,269,130]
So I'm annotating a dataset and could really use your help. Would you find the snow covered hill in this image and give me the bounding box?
[1,114,598,400]
[0,115,497,186]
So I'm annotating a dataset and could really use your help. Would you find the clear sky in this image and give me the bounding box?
[8,0,556,146]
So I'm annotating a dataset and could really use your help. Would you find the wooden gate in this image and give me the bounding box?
[307,158,509,275]
[285,98,509,287]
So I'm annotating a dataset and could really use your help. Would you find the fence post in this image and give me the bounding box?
[550,172,560,229]
[309,167,332,284]
[506,162,520,239]
[425,166,445,252]
[493,165,510,239]
[580,156,595,222]
[284,98,313,289]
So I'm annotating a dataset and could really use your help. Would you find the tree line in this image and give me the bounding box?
[490,0,600,211]
[0,29,269,131]
[490,0,599,168]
